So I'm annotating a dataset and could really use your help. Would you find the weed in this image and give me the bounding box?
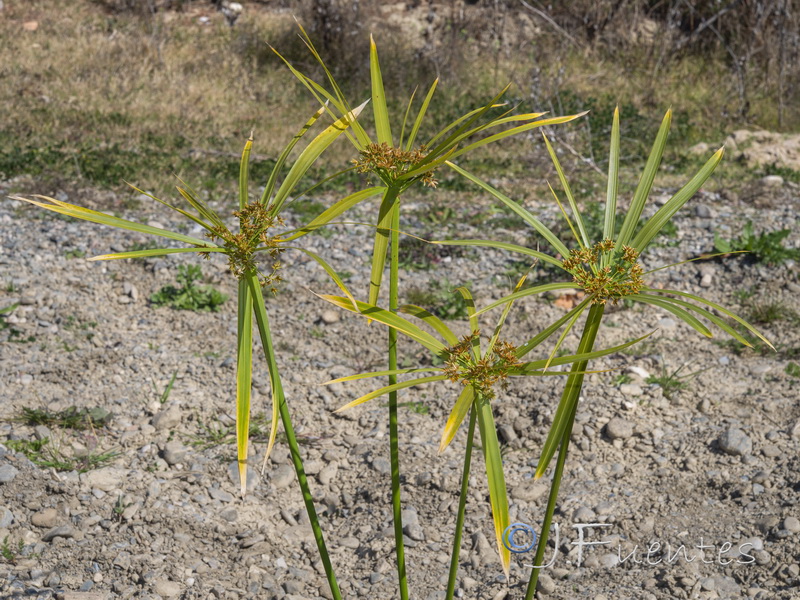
[150,265,228,312]
[786,362,800,378]
[5,438,119,473]
[310,327,326,339]
[613,373,633,386]
[156,370,178,404]
[405,280,470,321]
[745,300,799,325]
[0,536,24,564]
[16,406,113,430]
[647,360,707,400]
[64,249,86,260]
[714,221,800,265]
[398,236,466,271]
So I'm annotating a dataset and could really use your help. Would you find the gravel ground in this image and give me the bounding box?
[0,171,799,600]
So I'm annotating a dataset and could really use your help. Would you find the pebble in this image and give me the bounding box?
[783,516,800,533]
[718,428,752,456]
[320,310,340,324]
[270,465,295,489]
[42,525,80,542]
[162,441,188,466]
[0,507,13,528]
[0,464,19,483]
[573,506,596,521]
[619,383,643,396]
[604,417,634,440]
[536,574,556,594]
[31,508,58,528]
[511,481,548,502]
[151,404,182,430]
[153,579,182,597]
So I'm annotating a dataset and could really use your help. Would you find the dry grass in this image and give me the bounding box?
[0,0,795,202]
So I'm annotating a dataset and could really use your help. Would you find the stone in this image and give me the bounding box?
[162,441,188,466]
[320,310,340,324]
[0,464,19,483]
[318,464,338,486]
[270,465,295,489]
[605,417,634,440]
[783,516,800,533]
[718,428,752,456]
[0,507,13,528]
[31,508,58,528]
[511,481,548,503]
[536,574,556,595]
[42,525,80,542]
[81,468,125,492]
[152,404,182,430]
[153,579,182,597]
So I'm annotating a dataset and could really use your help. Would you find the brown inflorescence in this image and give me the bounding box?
[206,202,285,293]
[353,142,438,188]
[562,239,644,305]
[443,330,522,399]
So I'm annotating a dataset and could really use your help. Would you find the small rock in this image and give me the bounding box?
[270,465,295,489]
[694,204,713,218]
[339,537,359,549]
[162,441,189,466]
[783,516,800,533]
[320,310,340,324]
[317,464,338,486]
[31,508,58,528]
[42,525,80,542]
[153,579,182,598]
[511,481,548,502]
[81,467,125,492]
[0,464,19,483]
[0,507,14,528]
[718,428,752,456]
[619,383,643,396]
[605,417,634,440]
[574,506,596,521]
[760,175,784,187]
[536,574,556,595]
[598,553,619,568]
[151,404,182,430]
[208,487,235,503]
[700,577,715,591]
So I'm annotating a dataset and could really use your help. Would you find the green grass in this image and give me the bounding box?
[150,265,228,312]
[786,362,800,378]
[15,406,111,429]
[5,438,119,473]
[405,280,470,321]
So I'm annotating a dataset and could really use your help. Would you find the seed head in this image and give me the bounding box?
[563,239,644,304]
[443,331,521,399]
[353,142,438,188]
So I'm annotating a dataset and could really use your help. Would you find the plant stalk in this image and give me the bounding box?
[388,193,409,600]
[252,299,342,600]
[445,405,477,600]
[525,303,605,599]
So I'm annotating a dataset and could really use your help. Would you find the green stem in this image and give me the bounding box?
[525,303,605,600]
[388,193,409,600]
[251,296,342,600]
[445,406,477,600]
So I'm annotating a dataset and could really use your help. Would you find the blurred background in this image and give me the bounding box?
[1,0,798,203]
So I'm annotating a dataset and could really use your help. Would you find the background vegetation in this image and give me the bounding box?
[1,0,798,201]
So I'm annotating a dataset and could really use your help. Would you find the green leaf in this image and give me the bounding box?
[643,287,773,350]
[444,162,570,258]
[271,100,369,214]
[287,246,358,312]
[440,387,474,452]
[617,109,672,248]
[370,35,392,146]
[406,78,438,151]
[398,85,417,150]
[246,272,284,479]
[335,375,448,412]
[88,247,224,261]
[399,304,459,346]
[628,294,712,337]
[542,133,589,247]
[455,286,479,337]
[239,135,252,210]
[280,186,385,241]
[318,295,446,355]
[474,394,511,576]
[632,148,724,253]
[433,239,564,268]
[604,106,620,244]
[261,105,327,206]
[368,187,401,306]
[473,282,577,316]
[13,195,216,248]
[326,368,444,384]
[235,278,254,497]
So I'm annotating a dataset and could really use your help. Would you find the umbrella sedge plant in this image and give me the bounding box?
[437,108,772,597]
[274,26,583,598]
[318,275,651,595]
[11,102,376,600]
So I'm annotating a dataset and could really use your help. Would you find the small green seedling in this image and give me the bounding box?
[714,220,800,265]
[150,265,228,312]
[646,360,707,399]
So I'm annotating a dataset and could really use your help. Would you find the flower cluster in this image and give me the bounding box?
[562,239,644,304]
[443,330,521,399]
[207,202,285,293]
[353,142,438,188]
